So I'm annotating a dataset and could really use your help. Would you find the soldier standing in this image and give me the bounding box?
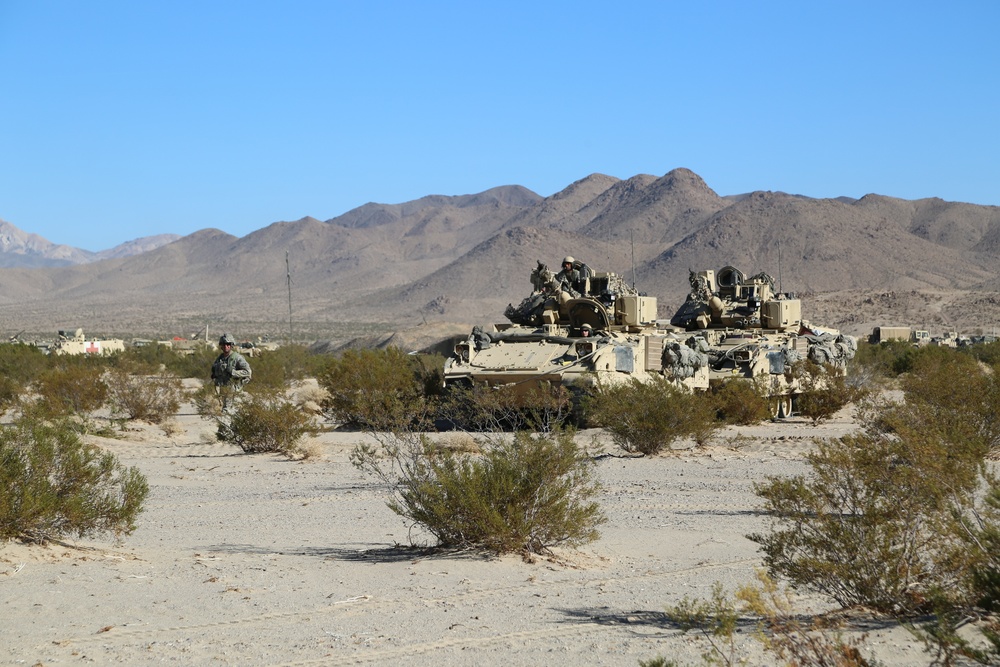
[211,333,252,409]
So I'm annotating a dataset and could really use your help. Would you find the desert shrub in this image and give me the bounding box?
[898,350,1000,456]
[0,415,149,543]
[0,374,22,413]
[263,344,327,382]
[711,378,770,425]
[751,428,973,614]
[439,382,573,433]
[219,391,318,456]
[0,342,50,386]
[751,357,999,617]
[850,339,915,381]
[658,573,873,667]
[966,339,1000,366]
[192,381,223,418]
[318,347,433,430]
[32,361,109,417]
[588,376,718,455]
[105,361,183,423]
[791,361,865,425]
[140,344,218,379]
[352,430,604,554]
[242,351,288,395]
[118,341,180,370]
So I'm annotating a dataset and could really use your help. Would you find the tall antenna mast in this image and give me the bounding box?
[777,239,783,294]
[286,250,293,342]
[630,229,636,290]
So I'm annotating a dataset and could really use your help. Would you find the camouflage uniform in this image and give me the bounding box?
[212,333,252,391]
[212,350,252,389]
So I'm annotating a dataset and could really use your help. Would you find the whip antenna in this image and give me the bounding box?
[630,229,636,290]
[286,250,293,342]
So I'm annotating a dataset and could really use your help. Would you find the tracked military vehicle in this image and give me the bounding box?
[443,260,709,399]
[669,266,857,418]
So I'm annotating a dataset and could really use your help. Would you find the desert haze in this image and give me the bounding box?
[1,168,999,348]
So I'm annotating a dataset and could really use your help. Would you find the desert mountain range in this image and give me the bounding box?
[2,168,999,349]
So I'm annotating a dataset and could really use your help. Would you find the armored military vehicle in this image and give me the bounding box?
[669,266,857,418]
[443,260,709,399]
[51,328,125,356]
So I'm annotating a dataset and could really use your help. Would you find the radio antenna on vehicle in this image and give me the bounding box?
[630,229,636,290]
[286,250,293,343]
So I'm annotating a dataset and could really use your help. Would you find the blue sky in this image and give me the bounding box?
[1,2,997,251]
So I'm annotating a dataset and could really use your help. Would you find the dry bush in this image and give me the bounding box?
[294,439,324,460]
[159,418,182,437]
[105,362,183,424]
[318,347,432,431]
[751,352,1000,652]
[352,430,604,554]
[792,361,865,425]
[33,362,108,417]
[0,415,149,543]
[710,378,770,425]
[439,382,573,433]
[655,573,874,667]
[290,380,328,414]
[219,391,318,457]
[588,376,718,455]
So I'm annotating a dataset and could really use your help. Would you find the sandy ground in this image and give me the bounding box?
[1,396,937,667]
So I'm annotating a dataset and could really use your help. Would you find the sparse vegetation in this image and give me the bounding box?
[351,429,604,554]
[439,382,574,433]
[791,361,865,425]
[656,573,874,667]
[218,390,318,457]
[748,348,1000,663]
[318,347,435,431]
[105,361,183,424]
[0,415,149,543]
[643,345,1000,666]
[32,361,108,417]
[588,376,718,455]
[710,377,770,425]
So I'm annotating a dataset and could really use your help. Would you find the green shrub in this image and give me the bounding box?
[219,391,317,456]
[33,361,108,417]
[711,378,770,425]
[439,382,573,433]
[105,362,183,424]
[791,361,865,425]
[352,430,604,554]
[35,359,108,416]
[0,342,49,386]
[588,376,717,455]
[899,350,1000,456]
[0,416,149,543]
[240,345,330,396]
[318,347,432,431]
[751,358,997,616]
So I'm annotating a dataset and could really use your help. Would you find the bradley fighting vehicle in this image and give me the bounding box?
[442,259,710,400]
[444,259,857,419]
[669,266,857,418]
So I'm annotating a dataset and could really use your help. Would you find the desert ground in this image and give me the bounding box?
[2,390,939,667]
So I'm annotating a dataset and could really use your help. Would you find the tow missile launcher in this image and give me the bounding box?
[443,260,709,399]
[669,266,857,418]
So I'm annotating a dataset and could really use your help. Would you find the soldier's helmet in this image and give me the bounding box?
[581,323,593,330]
[219,333,236,346]
[562,256,575,266]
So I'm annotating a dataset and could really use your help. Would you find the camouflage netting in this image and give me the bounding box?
[662,340,709,379]
[805,333,858,367]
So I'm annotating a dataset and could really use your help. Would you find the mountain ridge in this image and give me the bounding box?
[2,168,999,346]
